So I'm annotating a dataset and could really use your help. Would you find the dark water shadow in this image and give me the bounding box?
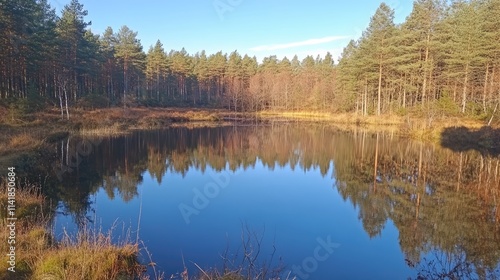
[441,126,500,156]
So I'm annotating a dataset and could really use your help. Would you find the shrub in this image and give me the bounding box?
[7,93,47,123]
[77,94,110,109]
[435,94,461,117]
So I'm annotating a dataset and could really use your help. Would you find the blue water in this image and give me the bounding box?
[55,158,415,279]
[49,126,500,279]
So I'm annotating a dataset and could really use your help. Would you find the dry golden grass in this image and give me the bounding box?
[0,183,147,280]
[9,134,42,149]
[169,121,234,129]
[400,115,484,141]
[0,133,44,156]
[257,110,333,121]
[0,184,50,280]
[255,110,490,142]
[79,125,130,136]
[75,107,489,143]
[1,106,493,145]
[74,107,225,136]
[257,110,405,125]
[1,184,44,209]
[34,230,143,280]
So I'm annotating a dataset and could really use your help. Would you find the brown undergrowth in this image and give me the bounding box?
[0,182,148,280]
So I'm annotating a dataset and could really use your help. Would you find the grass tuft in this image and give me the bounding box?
[35,232,142,280]
[0,182,147,280]
[1,133,43,152]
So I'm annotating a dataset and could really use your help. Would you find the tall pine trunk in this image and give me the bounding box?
[377,62,383,116]
[483,63,489,113]
[422,34,430,107]
[462,63,470,113]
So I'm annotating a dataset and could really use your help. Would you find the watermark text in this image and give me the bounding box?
[213,0,244,21]
[6,167,17,273]
[179,168,238,224]
[291,236,340,279]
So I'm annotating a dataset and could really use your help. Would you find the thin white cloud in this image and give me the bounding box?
[249,36,349,52]
[277,47,345,63]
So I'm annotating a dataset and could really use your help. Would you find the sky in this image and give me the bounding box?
[48,0,414,63]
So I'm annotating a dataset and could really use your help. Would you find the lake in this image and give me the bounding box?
[46,124,500,279]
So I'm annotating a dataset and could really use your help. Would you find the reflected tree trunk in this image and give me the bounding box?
[457,152,463,192]
[361,131,366,160]
[416,143,423,219]
[66,137,70,166]
[373,132,379,192]
[418,142,423,178]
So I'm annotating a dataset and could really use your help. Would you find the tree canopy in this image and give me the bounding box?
[1,0,499,118]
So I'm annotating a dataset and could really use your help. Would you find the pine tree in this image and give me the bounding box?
[170,47,192,101]
[338,40,363,114]
[100,27,118,101]
[207,51,226,103]
[319,52,336,110]
[402,0,445,106]
[363,3,396,115]
[226,50,243,111]
[0,0,38,98]
[114,25,145,106]
[56,0,91,102]
[146,40,168,103]
[443,0,487,113]
[480,0,500,110]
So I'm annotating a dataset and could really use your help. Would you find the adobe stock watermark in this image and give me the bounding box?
[6,167,17,273]
[51,137,103,181]
[291,236,340,280]
[213,0,244,21]
[178,168,240,224]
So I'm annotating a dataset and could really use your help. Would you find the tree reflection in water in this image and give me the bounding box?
[14,124,500,278]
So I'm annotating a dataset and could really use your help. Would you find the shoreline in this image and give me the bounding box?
[1,108,498,279]
[0,107,495,158]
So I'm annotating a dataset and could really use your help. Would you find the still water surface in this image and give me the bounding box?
[51,125,500,279]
